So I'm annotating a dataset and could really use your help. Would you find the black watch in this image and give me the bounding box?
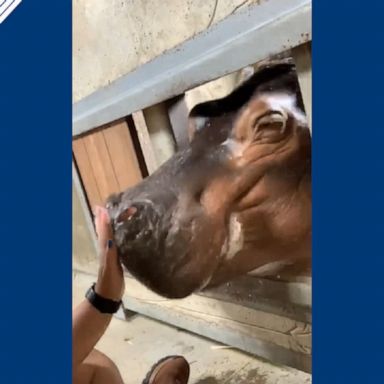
[85,283,122,314]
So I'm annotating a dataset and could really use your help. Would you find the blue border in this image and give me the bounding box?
[313,1,384,382]
[1,0,384,382]
[0,1,71,382]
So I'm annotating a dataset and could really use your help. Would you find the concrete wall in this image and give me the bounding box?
[73,0,259,102]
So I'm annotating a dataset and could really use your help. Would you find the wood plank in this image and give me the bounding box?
[73,138,102,208]
[102,120,142,190]
[82,130,120,205]
[131,111,158,174]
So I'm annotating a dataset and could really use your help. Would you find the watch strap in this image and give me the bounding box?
[85,283,122,314]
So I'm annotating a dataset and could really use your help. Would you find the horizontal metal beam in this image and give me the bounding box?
[73,0,311,137]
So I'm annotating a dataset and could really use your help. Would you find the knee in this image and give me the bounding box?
[73,349,123,384]
[88,349,118,369]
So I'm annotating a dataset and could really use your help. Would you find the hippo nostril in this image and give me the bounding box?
[116,206,138,223]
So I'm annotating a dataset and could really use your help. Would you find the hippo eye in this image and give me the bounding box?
[253,111,286,133]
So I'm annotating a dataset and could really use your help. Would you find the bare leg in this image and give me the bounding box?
[73,349,124,384]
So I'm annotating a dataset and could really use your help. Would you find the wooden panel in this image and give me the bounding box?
[73,120,143,212]
[103,120,142,190]
[73,139,102,208]
[132,111,158,174]
[82,130,119,204]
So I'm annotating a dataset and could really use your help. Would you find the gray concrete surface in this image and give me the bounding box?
[73,272,311,384]
[73,0,261,102]
[72,184,98,274]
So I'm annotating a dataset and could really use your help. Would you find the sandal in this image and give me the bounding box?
[142,355,190,384]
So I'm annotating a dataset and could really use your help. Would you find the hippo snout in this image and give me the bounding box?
[107,194,210,298]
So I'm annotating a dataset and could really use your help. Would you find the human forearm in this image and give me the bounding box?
[72,299,113,368]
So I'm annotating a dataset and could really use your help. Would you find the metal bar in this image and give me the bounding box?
[73,0,311,137]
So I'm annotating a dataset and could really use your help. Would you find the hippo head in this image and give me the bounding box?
[106,62,311,298]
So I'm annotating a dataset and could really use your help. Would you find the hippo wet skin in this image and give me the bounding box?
[106,63,311,299]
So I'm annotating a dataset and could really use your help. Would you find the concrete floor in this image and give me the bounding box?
[73,274,311,384]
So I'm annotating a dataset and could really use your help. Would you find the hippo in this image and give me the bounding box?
[106,62,311,299]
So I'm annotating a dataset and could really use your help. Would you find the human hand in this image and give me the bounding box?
[94,206,125,301]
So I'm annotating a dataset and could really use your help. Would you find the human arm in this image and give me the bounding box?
[72,207,125,369]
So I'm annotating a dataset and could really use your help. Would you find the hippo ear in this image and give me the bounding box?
[188,98,228,142]
[236,66,255,86]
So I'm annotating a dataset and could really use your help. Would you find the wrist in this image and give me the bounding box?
[86,283,122,314]
[94,282,123,302]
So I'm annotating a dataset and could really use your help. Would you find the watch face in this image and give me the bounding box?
[86,286,94,299]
